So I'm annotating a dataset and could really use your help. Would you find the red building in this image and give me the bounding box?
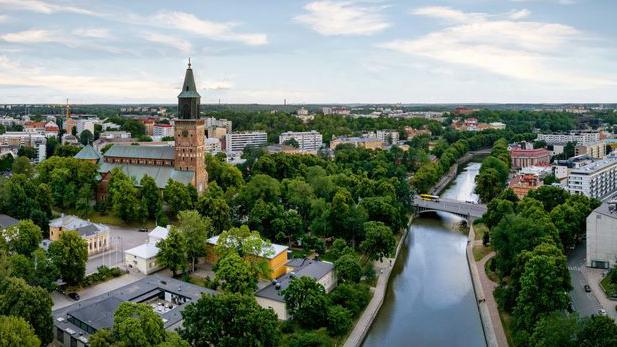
[509,148,551,169]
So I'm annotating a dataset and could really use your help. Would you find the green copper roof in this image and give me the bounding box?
[178,65,200,98]
[98,162,194,188]
[74,145,101,160]
[103,144,175,160]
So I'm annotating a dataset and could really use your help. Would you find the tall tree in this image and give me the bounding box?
[79,129,94,145]
[334,253,363,284]
[0,315,41,347]
[48,230,88,285]
[282,276,328,328]
[12,156,33,177]
[156,228,188,277]
[577,315,617,347]
[360,221,396,262]
[175,210,212,272]
[180,293,280,347]
[214,252,257,294]
[140,175,162,220]
[108,169,143,222]
[1,220,42,256]
[163,179,193,218]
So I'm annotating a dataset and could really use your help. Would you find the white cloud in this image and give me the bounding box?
[511,0,576,4]
[0,29,58,43]
[410,6,486,23]
[509,9,531,20]
[295,1,390,36]
[380,7,615,87]
[0,14,8,22]
[203,79,233,91]
[142,32,192,53]
[72,28,111,39]
[148,11,267,46]
[0,0,94,15]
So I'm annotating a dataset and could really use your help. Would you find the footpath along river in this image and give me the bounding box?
[363,162,486,347]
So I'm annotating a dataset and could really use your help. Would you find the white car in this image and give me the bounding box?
[598,309,607,316]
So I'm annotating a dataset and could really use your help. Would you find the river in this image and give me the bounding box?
[363,162,486,347]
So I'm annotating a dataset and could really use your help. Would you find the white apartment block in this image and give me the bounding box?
[567,159,617,200]
[279,131,323,151]
[100,131,131,140]
[76,119,96,135]
[205,117,232,132]
[586,202,617,269]
[537,132,600,146]
[225,131,267,153]
[0,132,47,163]
[205,137,222,154]
[153,124,174,138]
[364,130,400,145]
[576,141,606,159]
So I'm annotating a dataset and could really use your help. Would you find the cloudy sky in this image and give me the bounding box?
[0,0,616,104]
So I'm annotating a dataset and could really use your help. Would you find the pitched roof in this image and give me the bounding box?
[49,215,109,235]
[207,235,288,260]
[74,145,101,160]
[124,243,160,259]
[178,65,200,99]
[98,162,194,188]
[148,226,169,242]
[256,259,334,302]
[0,214,19,229]
[103,144,175,160]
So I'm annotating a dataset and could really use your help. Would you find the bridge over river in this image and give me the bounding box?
[413,196,487,221]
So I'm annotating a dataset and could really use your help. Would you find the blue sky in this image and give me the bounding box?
[0,0,616,104]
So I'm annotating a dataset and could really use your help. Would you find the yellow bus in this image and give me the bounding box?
[419,194,440,202]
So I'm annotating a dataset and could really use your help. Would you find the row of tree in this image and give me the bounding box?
[474,138,511,203]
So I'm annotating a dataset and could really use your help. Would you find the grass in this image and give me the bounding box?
[473,245,492,262]
[87,211,157,228]
[484,258,499,283]
[474,223,489,241]
[499,310,515,347]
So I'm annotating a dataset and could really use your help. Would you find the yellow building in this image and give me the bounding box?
[329,136,384,150]
[206,235,288,279]
[49,215,111,256]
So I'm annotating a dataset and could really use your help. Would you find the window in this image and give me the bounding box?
[70,336,78,347]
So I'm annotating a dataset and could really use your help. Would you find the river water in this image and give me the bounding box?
[363,162,486,347]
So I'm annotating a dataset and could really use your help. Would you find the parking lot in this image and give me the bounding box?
[86,225,148,274]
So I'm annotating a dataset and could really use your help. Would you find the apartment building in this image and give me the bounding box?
[225,131,267,153]
[575,141,606,159]
[586,202,617,269]
[567,159,617,200]
[537,132,600,146]
[76,119,97,136]
[279,130,323,151]
[153,124,174,138]
[0,132,46,162]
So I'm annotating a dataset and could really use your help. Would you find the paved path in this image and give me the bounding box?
[344,228,408,347]
[582,267,617,320]
[476,252,508,347]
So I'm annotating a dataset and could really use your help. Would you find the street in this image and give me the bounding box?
[86,225,148,274]
[568,241,603,317]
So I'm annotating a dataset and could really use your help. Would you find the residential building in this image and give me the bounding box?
[153,124,174,138]
[330,136,384,150]
[267,144,305,155]
[61,133,79,145]
[76,119,96,135]
[24,121,47,135]
[52,275,215,347]
[44,121,59,137]
[0,214,18,231]
[205,117,232,132]
[102,122,121,131]
[49,215,110,256]
[369,130,399,145]
[225,131,267,153]
[256,259,336,320]
[205,235,288,279]
[567,159,617,200]
[279,130,323,151]
[489,122,506,130]
[208,127,227,140]
[509,173,543,199]
[586,201,617,269]
[124,225,169,275]
[537,132,600,146]
[97,62,208,198]
[403,126,431,139]
[509,148,551,169]
[0,132,47,162]
[575,141,606,159]
[296,107,309,116]
[204,137,221,153]
[99,131,131,140]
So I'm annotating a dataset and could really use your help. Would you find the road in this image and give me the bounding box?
[86,225,148,274]
[568,240,603,317]
[413,197,487,219]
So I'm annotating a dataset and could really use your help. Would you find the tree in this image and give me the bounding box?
[1,220,42,256]
[108,169,143,222]
[360,221,396,262]
[163,179,193,218]
[475,168,503,203]
[239,174,281,210]
[529,312,579,347]
[327,305,352,336]
[140,175,162,220]
[0,277,53,344]
[334,254,363,283]
[287,332,332,347]
[48,230,88,285]
[216,225,272,278]
[75,183,92,217]
[175,210,211,272]
[484,198,515,228]
[214,252,257,294]
[53,144,81,157]
[12,156,33,177]
[197,196,231,234]
[79,129,94,145]
[527,185,569,212]
[180,293,280,347]
[329,283,371,317]
[282,276,328,328]
[328,238,353,260]
[577,315,617,347]
[30,248,59,292]
[156,228,188,277]
[0,315,41,347]
[17,146,36,159]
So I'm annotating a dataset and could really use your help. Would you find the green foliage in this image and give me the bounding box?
[470,109,576,133]
[529,313,579,347]
[140,175,162,220]
[326,305,352,336]
[484,199,515,229]
[12,156,33,177]
[205,154,244,190]
[17,146,37,159]
[80,266,124,288]
[156,227,188,277]
[0,277,53,344]
[282,276,328,329]
[0,315,41,347]
[214,252,257,294]
[0,176,52,230]
[329,283,371,317]
[1,220,42,256]
[180,292,281,347]
[327,238,353,260]
[175,210,212,272]
[107,168,143,222]
[48,230,88,285]
[79,129,94,145]
[53,144,81,157]
[286,331,333,347]
[527,185,570,212]
[334,254,363,283]
[577,315,617,347]
[163,179,194,218]
[360,221,396,261]
[196,185,231,233]
[37,156,98,210]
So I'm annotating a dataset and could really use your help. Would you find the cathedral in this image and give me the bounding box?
[94,62,208,200]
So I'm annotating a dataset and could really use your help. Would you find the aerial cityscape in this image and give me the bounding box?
[1,1,617,347]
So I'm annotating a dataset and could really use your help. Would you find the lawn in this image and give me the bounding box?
[473,245,492,262]
[87,212,156,228]
[474,223,489,241]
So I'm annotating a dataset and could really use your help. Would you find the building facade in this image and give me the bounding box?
[225,131,267,153]
[49,215,110,256]
[586,202,617,269]
[0,131,47,163]
[537,132,600,146]
[509,148,551,169]
[575,141,606,159]
[567,159,617,200]
[330,136,383,150]
[278,130,323,151]
[153,124,174,138]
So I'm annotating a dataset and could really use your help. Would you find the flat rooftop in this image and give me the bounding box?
[570,159,617,175]
[256,259,333,303]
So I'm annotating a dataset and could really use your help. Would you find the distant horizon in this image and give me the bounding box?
[2,102,617,107]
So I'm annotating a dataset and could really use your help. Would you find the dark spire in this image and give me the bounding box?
[177,59,201,119]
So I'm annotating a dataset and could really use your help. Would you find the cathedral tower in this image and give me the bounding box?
[174,60,207,193]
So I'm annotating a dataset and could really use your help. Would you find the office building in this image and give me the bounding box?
[586,201,617,269]
[567,159,617,200]
[204,137,221,153]
[225,131,267,153]
[279,130,323,151]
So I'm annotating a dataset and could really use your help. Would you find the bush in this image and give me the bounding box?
[327,305,352,336]
[80,266,124,287]
[334,254,363,284]
[287,331,333,347]
[329,283,371,317]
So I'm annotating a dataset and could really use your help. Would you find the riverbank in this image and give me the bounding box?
[467,223,508,347]
[343,219,410,347]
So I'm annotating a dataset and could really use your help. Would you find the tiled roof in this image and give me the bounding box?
[103,144,175,160]
[74,145,101,160]
[98,162,194,188]
[0,214,19,229]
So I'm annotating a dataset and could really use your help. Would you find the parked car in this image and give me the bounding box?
[68,292,80,301]
[138,228,148,232]
[584,285,592,293]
